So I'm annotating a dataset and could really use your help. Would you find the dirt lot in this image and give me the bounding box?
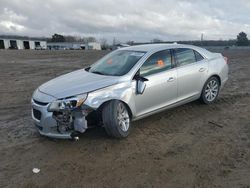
[0,49,249,188]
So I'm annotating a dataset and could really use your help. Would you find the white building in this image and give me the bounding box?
[47,42,101,50]
[0,35,47,49]
[86,42,101,50]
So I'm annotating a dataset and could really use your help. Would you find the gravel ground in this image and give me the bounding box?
[0,49,249,188]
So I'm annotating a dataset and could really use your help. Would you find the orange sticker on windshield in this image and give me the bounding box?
[157,60,165,67]
[107,59,113,64]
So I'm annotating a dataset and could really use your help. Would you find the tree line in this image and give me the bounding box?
[46,31,249,48]
[46,33,97,43]
[137,32,249,47]
[183,32,249,46]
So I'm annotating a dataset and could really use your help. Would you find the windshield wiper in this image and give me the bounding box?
[85,67,91,72]
[91,71,105,75]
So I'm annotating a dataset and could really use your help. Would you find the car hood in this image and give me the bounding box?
[39,69,119,99]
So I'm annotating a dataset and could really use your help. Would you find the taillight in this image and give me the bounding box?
[223,56,228,64]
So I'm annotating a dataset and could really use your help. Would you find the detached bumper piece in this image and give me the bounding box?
[39,130,73,139]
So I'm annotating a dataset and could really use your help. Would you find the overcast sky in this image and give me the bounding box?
[0,0,250,42]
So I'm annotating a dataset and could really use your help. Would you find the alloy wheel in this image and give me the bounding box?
[117,103,130,132]
[205,80,219,102]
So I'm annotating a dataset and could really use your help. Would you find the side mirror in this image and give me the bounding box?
[137,80,147,95]
[134,73,148,95]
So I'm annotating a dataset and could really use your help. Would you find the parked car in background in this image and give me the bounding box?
[31,44,228,139]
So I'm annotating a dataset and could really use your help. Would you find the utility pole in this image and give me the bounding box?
[201,33,204,46]
[112,37,116,46]
[201,33,204,41]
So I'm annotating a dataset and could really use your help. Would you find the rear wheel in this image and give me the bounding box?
[201,77,220,104]
[102,100,130,138]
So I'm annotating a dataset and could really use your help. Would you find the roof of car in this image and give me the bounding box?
[118,43,212,58]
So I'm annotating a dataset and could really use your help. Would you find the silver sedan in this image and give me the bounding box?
[31,44,228,139]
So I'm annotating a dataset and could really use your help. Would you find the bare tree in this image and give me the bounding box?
[84,37,97,43]
[64,35,77,42]
[100,38,108,50]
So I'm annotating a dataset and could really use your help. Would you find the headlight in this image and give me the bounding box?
[47,94,88,112]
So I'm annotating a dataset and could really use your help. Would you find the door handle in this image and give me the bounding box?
[199,68,206,72]
[167,77,174,82]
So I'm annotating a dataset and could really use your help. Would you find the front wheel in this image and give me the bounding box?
[102,100,130,138]
[201,77,220,104]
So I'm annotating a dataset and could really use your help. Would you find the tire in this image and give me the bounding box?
[200,76,220,104]
[102,100,130,138]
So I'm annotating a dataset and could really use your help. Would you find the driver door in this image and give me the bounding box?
[134,49,178,117]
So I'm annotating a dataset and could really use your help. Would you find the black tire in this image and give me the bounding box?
[102,100,130,138]
[200,76,220,104]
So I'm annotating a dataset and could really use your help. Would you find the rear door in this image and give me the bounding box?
[134,49,177,116]
[173,48,208,100]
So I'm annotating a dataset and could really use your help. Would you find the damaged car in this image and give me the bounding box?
[31,44,228,139]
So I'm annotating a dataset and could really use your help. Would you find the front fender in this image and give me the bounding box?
[84,82,136,116]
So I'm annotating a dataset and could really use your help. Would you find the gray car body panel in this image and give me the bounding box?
[33,89,56,103]
[39,69,120,99]
[32,44,228,138]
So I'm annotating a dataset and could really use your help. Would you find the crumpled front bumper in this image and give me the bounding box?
[31,99,74,139]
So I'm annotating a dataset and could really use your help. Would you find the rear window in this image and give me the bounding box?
[175,48,196,67]
[194,50,204,61]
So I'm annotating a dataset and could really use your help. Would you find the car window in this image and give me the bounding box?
[175,48,196,67]
[140,50,172,77]
[194,50,204,61]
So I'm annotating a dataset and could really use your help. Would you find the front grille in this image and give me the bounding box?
[33,109,42,120]
[33,99,48,106]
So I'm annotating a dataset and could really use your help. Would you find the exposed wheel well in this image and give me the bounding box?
[98,99,133,119]
[209,75,221,86]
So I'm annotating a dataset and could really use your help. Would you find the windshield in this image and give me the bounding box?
[88,50,145,76]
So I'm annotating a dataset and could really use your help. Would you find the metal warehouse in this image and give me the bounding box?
[0,35,47,50]
[47,42,101,50]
